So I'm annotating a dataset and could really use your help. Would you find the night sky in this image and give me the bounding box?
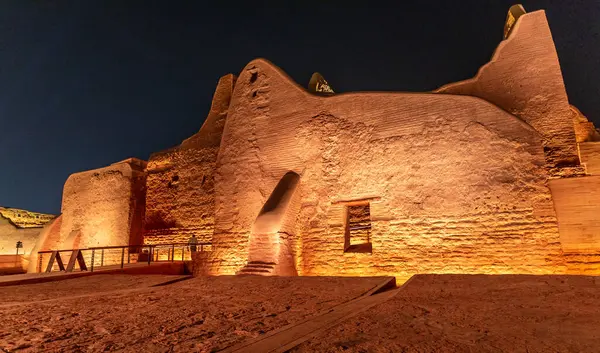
[1,1,599,215]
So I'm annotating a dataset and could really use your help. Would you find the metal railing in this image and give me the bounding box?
[37,242,211,273]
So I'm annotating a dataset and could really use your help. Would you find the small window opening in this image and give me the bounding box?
[168,175,179,188]
[344,203,372,253]
[250,71,258,83]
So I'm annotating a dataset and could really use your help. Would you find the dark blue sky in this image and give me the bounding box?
[1,0,599,214]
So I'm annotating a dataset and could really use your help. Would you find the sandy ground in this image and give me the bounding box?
[0,274,384,352]
[293,274,600,353]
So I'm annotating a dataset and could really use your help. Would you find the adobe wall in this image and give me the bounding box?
[209,59,566,278]
[35,158,147,252]
[572,105,600,144]
[26,215,62,273]
[579,143,600,175]
[546,106,600,275]
[436,10,581,177]
[549,176,600,274]
[144,74,236,245]
[549,176,600,252]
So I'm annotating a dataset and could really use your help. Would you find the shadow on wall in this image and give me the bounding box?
[243,171,301,276]
[254,171,301,233]
[26,215,63,273]
[144,212,178,231]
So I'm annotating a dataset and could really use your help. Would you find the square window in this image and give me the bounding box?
[344,203,372,253]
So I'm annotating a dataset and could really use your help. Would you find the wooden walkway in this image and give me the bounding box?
[222,276,406,353]
[0,262,186,287]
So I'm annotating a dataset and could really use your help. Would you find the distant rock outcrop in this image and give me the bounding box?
[0,207,55,273]
[0,207,55,229]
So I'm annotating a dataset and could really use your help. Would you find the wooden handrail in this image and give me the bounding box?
[37,242,212,254]
[38,242,212,273]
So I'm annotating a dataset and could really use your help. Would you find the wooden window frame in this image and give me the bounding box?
[344,201,373,254]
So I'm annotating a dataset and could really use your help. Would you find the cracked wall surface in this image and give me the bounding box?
[210,58,566,278]
[34,159,147,255]
[436,10,582,178]
[47,6,600,278]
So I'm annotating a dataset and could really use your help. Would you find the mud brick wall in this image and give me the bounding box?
[143,74,236,246]
[58,159,146,250]
[436,11,582,177]
[209,56,566,278]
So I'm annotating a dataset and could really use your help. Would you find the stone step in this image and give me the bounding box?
[242,264,273,268]
[236,261,276,276]
[241,265,274,271]
[247,258,277,264]
[244,264,274,269]
[238,269,272,275]
[248,261,276,265]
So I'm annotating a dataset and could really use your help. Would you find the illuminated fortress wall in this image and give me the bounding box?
[204,8,600,277]
[143,74,236,245]
[32,158,147,256]
[38,6,600,278]
[436,9,582,178]
[550,107,600,273]
[209,57,565,277]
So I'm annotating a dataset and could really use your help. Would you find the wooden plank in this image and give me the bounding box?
[66,250,88,272]
[66,250,79,272]
[44,251,57,273]
[45,251,65,273]
[77,250,88,271]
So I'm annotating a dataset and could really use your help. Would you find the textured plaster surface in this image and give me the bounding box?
[41,7,600,278]
[436,11,581,177]
[0,275,382,352]
[244,171,300,275]
[29,158,147,272]
[25,216,62,273]
[572,105,600,144]
[549,176,600,254]
[57,159,146,250]
[208,57,566,278]
[144,74,236,246]
[579,142,600,175]
[293,275,600,353]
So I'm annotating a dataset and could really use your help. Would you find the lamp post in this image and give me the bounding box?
[16,241,23,256]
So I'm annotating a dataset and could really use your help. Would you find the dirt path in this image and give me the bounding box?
[0,275,384,352]
[293,275,600,353]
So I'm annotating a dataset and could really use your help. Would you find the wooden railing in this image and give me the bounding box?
[36,242,211,273]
